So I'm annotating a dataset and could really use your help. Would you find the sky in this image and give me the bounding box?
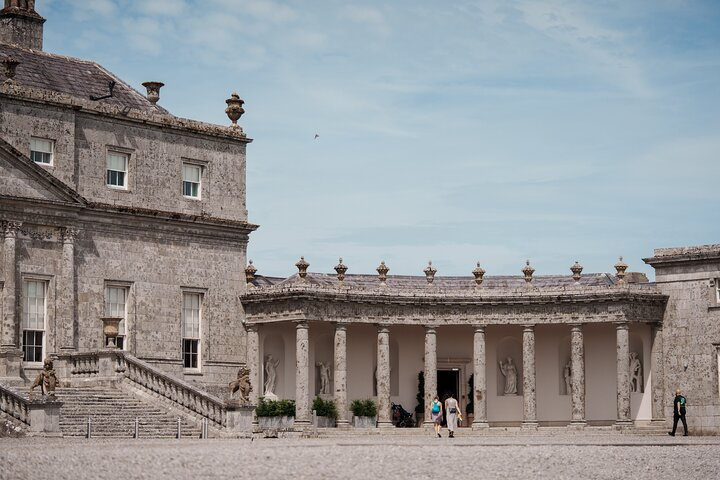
[39,0,720,280]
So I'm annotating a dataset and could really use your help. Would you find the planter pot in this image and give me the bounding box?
[314,416,336,428]
[352,416,376,428]
[101,317,122,348]
[258,416,295,430]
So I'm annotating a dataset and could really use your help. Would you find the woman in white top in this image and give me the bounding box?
[445,393,459,438]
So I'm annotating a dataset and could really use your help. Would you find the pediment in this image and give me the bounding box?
[0,138,85,205]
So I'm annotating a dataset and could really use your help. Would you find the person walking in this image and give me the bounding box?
[431,396,443,438]
[669,388,688,436]
[445,392,459,438]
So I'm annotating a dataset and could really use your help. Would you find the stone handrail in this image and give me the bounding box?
[0,383,30,425]
[120,352,226,428]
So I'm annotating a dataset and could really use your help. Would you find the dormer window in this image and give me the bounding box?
[30,137,54,165]
[182,163,201,199]
[107,151,128,189]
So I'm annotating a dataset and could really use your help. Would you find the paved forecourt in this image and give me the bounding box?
[2,434,720,480]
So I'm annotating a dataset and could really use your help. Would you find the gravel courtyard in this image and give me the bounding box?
[2,434,720,480]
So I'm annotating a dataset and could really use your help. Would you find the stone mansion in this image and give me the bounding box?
[1,1,719,434]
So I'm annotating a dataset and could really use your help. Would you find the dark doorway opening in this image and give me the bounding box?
[437,369,459,427]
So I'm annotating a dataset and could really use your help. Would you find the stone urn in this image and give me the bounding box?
[225,92,245,128]
[101,317,122,348]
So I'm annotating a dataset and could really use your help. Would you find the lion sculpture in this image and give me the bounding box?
[229,366,252,404]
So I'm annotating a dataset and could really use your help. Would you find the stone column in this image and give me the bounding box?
[570,323,586,426]
[423,325,437,427]
[522,325,538,428]
[333,322,349,427]
[246,324,259,406]
[0,221,22,379]
[615,321,632,426]
[59,227,79,352]
[376,324,391,428]
[472,325,489,429]
[295,321,310,426]
[651,322,665,423]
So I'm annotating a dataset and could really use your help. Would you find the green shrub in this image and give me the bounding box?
[312,396,338,419]
[350,399,377,417]
[256,398,296,417]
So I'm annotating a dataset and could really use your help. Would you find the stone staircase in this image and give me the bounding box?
[56,386,204,438]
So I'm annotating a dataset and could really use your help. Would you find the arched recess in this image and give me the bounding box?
[314,333,334,396]
[496,336,523,396]
[262,334,285,398]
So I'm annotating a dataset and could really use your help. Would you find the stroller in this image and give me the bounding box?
[391,402,416,428]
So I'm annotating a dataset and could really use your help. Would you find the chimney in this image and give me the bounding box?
[0,0,46,50]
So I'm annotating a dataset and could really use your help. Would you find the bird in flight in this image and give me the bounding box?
[314,134,319,139]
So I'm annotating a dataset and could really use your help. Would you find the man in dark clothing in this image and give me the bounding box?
[668,388,688,436]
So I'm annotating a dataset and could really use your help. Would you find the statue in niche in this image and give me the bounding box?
[498,357,518,395]
[229,366,252,403]
[629,352,643,393]
[316,361,331,395]
[264,354,279,396]
[563,361,572,396]
[30,357,58,396]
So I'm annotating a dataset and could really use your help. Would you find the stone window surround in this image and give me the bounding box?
[29,136,54,166]
[181,287,206,372]
[20,274,53,366]
[106,146,133,190]
[181,158,208,201]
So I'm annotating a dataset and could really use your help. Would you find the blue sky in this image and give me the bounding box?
[40,0,720,279]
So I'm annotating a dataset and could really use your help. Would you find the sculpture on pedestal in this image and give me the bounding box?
[563,360,572,396]
[228,366,252,403]
[30,357,58,396]
[317,361,331,395]
[264,354,279,396]
[629,352,643,393]
[499,357,518,395]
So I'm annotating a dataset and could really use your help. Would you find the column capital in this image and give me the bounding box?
[522,324,535,332]
[294,320,309,329]
[652,321,663,331]
[334,321,349,331]
[376,323,390,333]
[473,325,486,333]
[614,321,629,330]
[60,227,81,244]
[570,323,583,332]
[424,325,437,334]
[245,324,259,333]
[1,221,22,238]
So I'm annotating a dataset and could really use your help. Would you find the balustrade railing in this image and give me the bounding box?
[0,384,30,425]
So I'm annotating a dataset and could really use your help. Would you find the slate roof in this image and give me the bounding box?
[251,272,624,290]
[0,43,168,114]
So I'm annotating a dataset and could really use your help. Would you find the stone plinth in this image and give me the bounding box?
[225,403,255,433]
[352,416,376,428]
[27,398,63,436]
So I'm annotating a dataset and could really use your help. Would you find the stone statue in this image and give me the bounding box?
[317,361,331,395]
[229,366,252,403]
[629,352,643,393]
[563,361,572,396]
[499,357,517,395]
[264,354,279,396]
[30,357,58,396]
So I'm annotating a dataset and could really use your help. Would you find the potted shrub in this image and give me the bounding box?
[466,374,474,424]
[350,399,377,428]
[312,396,338,428]
[256,398,296,430]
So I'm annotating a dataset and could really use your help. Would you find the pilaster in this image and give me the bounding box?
[472,325,488,429]
[0,221,22,379]
[522,325,537,428]
[650,322,665,423]
[59,227,79,352]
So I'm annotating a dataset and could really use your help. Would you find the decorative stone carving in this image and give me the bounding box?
[498,356,518,395]
[60,227,80,244]
[570,261,583,282]
[316,361,331,395]
[228,366,252,404]
[225,92,245,129]
[264,354,279,397]
[141,81,164,105]
[245,260,257,284]
[423,261,437,284]
[522,260,535,284]
[377,261,389,285]
[472,261,486,286]
[295,256,309,279]
[30,357,58,396]
[334,258,347,282]
[1,220,21,237]
[629,351,643,393]
[2,56,19,83]
[615,257,628,284]
[19,226,55,241]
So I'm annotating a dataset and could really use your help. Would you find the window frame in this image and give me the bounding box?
[30,137,55,165]
[181,291,203,370]
[105,284,129,350]
[182,162,202,200]
[106,151,129,189]
[21,278,47,364]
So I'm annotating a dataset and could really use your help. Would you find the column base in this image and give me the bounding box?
[377,421,394,429]
[613,420,633,430]
[521,421,539,430]
[294,419,312,427]
[471,421,489,430]
[568,420,587,429]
